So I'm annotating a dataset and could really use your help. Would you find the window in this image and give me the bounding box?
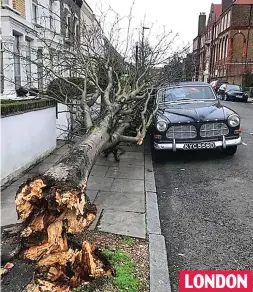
[26,40,32,87]
[37,48,43,91]
[32,1,38,24]
[49,0,54,31]
[225,37,229,57]
[224,14,227,30]
[74,17,79,39]
[227,85,241,91]
[66,15,71,38]
[159,86,216,103]
[1,41,4,93]
[227,11,231,28]
[13,34,21,89]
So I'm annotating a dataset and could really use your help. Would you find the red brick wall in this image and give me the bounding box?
[231,4,253,26]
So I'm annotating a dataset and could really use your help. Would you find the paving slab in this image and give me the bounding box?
[9,174,35,187]
[121,145,144,152]
[86,177,114,191]
[1,185,18,205]
[120,152,144,159]
[41,154,62,165]
[94,191,145,213]
[149,234,171,292]
[56,140,67,148]
[90,165,109,177]
[95,156,120,167]
[53,144,71,155]
[119,158,144,167]
[111,178,144,193]
[27,162,55,175]
[1,203,19,226]
[106,166,144,180]
[97,210,146,238]
[86,190,98,203]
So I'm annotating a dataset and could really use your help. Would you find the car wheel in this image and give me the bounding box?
[222,146,237,155]
[224,94,229,101]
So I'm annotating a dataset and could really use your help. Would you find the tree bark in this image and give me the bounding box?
[15,116,113,291]
[46,114,111,188]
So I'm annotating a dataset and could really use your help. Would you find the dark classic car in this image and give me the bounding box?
[152,82,242,159]
[217,84,248,102]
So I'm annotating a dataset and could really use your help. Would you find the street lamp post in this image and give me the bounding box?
[141,26,150,70]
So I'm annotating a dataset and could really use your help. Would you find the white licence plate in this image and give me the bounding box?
[236,95,242,98]
[183,142,216,150]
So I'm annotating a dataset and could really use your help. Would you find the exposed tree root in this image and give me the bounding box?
[15,176,112,291]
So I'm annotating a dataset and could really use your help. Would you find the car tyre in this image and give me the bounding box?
[222,146,237,155]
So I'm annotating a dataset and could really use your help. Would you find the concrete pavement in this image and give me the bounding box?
[1,139,172,292]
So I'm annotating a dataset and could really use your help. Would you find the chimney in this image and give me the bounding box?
[222,0,234,12]
[198,13,206,36]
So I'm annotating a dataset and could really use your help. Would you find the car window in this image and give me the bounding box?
[226,85,241,91]
[158,86,216,102]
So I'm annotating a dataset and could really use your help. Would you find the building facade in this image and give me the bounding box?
[0,0,97,99]
[1,0,39,98]
[193,0,253,86]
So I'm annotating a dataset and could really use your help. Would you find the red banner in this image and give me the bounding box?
[180,271,252,292]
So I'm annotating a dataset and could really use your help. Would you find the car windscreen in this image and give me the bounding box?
[158,86,216,103]
[226,85,241,91]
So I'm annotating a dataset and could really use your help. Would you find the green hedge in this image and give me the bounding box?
[1,99,56,116]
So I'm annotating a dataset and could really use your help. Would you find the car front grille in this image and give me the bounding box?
[200,122,229,137]
[166,125,197,139]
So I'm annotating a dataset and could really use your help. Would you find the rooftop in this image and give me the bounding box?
[234,0,253,4]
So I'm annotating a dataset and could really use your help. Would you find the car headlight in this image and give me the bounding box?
[228,114,240,127]
[156,120,167,132]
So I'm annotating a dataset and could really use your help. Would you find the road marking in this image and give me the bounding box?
[242,142,247,146]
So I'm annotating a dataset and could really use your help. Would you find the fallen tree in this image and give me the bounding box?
[1,2,184,290]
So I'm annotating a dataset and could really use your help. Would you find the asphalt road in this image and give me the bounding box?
[153,100,253,292]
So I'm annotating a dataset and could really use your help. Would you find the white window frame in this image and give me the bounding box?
[13,34,21,89]
[32,0,38,24]
[26,39,32,87]
[66,14,71,39]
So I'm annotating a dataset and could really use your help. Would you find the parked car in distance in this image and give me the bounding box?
[218,84,248,102]
[210,80,228,92]
[152,82,242,160]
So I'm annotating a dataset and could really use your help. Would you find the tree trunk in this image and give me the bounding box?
[15,116,113,291]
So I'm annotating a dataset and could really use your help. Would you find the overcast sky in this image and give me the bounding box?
[87,0,221,48]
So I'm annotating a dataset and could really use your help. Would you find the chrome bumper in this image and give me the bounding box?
[154,136,242,151]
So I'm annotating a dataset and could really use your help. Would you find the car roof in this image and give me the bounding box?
[158,81,211,89]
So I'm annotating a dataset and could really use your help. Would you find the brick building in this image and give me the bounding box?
[193,0,253,86]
